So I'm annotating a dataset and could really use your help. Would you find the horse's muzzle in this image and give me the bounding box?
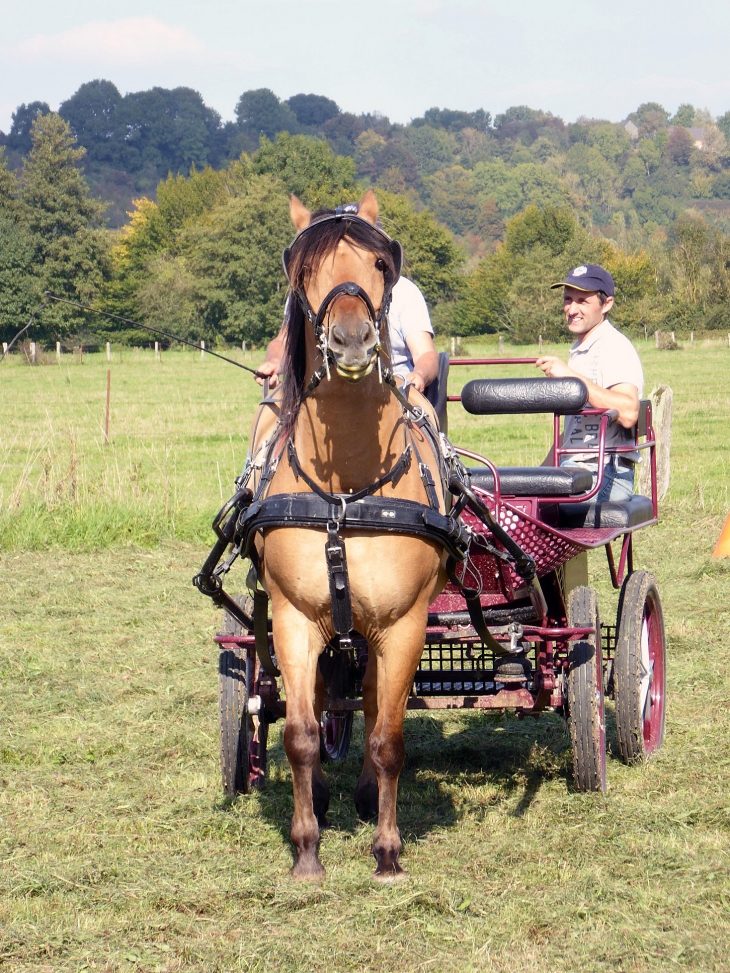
[329,319,379,382]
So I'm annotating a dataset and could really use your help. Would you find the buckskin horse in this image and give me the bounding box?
[245,190,456,881]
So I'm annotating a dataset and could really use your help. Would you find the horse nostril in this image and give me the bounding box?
[329,326,346,349]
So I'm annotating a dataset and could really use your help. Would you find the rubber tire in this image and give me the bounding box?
[567,586,607,793]
[615,571,666,762]
[218,596,268,796]
[219,646,250,796]
[319,710,354,763]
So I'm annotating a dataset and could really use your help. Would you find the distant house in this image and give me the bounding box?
[666,125,707,148]
[624,120,639,141]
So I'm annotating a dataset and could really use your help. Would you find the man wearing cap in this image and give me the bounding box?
[536,264,643,502]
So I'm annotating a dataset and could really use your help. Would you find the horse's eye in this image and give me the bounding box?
[375,258,386,273]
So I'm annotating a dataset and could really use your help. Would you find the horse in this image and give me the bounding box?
[248,189,449,882]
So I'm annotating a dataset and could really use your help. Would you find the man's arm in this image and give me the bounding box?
[404,331,438,393]
[536,356,639,428]
[256,328,286,387]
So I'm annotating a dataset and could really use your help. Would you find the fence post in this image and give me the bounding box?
[56,341,61,360]
[450,337,456,354]
[499,335,504,355]
[638,385,673,502]
[457,336,461,349]
[690,331,694,345]
[538,334,543,354]
[2,342,7,355]
[242,340,247,355]
[30,341,36,364]
[104,369,111,446]
[155,341,160,361]
[201,340,206,359]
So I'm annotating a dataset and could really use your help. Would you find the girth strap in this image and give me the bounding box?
[325,520,354,642]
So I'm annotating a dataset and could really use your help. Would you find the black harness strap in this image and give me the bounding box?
[287,438,413,505]
[237,493,469,563]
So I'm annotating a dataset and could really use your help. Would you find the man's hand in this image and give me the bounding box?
[536,355,574,379]
[255,333,285,387]
[255,359,280,388]
[406,370,426,393]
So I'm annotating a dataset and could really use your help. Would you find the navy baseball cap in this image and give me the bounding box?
[551,264,614,296]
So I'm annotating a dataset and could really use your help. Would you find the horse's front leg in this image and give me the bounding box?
[271,601,328,881]
[367,611,428,883]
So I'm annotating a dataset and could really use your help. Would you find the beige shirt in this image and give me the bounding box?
[562,319,644,464]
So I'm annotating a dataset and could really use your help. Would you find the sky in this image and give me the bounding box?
[3,0,730,133]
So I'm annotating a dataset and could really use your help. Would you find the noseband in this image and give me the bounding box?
[282,211,403,391]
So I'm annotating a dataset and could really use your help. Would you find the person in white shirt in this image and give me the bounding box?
[536,264,644,502]
[256,274,438,394]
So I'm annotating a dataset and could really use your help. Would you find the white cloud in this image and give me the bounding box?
[9,17,212,69]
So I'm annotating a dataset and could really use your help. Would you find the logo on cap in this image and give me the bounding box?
[572,266,587,276]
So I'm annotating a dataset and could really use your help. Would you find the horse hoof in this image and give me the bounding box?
[290,859,326,883]
[373,866,408,885]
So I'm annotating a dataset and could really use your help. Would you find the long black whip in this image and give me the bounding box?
[0,292,266,376]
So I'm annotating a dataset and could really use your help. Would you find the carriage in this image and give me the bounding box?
[203,354,665,800]
[194,190,666,879]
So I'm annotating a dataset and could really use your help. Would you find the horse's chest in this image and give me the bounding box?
[262,527,440,621]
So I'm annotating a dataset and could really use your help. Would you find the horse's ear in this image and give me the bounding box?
[290,194,311,232]
[358,188,379,226]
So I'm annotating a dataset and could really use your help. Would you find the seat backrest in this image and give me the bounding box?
[461,377,588,415]
[424,351,450,433]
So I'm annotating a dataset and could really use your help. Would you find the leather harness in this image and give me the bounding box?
[194,209,546,660]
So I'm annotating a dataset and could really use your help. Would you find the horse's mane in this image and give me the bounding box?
[279,210,397,428]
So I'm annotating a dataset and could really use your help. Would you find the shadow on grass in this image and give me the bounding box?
[231,708,578,853]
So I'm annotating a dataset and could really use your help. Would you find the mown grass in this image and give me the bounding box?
[1,336,730,971]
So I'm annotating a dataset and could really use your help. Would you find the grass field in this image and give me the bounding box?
[2,338,730,971]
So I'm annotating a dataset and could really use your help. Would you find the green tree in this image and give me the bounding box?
[671,103,696,127]
[403,125,458,176]
[5,101,51,154]
[182,174,292,344]
[19,113,110,339]
[376,189,465,316]
[252,133,357,208]
[235,89,299,140]
[285,94,340,128]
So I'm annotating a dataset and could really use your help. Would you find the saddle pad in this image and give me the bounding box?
[468,466,593,497]
[558,494,655,529]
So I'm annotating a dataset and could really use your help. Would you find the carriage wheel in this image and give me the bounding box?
[614,571,666,763]
[319,710,354,763]
[567,586,606,793]
[218,598,268,796]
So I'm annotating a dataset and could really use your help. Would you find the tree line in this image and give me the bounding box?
[2,100,730,349]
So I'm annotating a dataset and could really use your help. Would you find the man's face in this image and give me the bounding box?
[563,286,613,341]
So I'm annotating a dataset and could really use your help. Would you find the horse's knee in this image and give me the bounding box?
[369,728,405,780]
[284,715,319,767]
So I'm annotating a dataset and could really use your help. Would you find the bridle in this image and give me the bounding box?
[282,206,403,392]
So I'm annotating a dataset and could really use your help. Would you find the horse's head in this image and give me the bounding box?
[283,190,401,385]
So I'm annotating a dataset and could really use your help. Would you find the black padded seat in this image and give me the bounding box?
[468,466,593,497]
[462,377,588,415]
[558,494,655,530]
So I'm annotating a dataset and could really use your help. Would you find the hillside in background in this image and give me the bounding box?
[3,84,730,345]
